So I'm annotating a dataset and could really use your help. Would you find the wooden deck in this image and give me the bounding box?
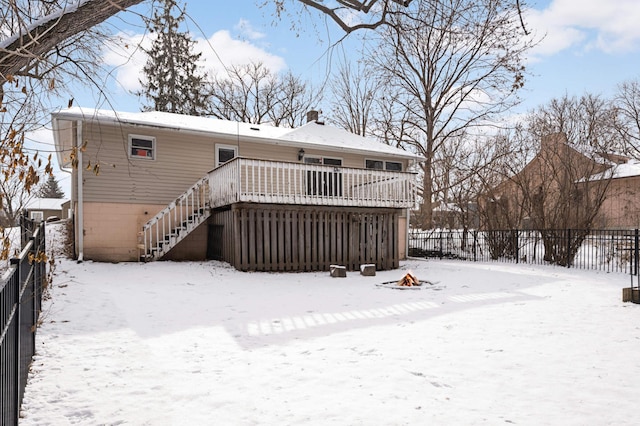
[210,203,400,272]
[208,157,416,209]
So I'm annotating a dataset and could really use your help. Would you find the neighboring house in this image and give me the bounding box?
[479,132,638,230]
[24,197,68,222]
[431,202,479,230]
[52,108,421,271]
[590,160,640,228]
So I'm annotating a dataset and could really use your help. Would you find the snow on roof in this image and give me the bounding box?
[279,121,419,160]
[588,159,640,181]
[52,107,289,139]
[610,160,640,179]
[51,107,421,161]
[25,198,67,210]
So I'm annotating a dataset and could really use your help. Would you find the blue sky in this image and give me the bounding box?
[40,0,640,195]
[85,0,640,114]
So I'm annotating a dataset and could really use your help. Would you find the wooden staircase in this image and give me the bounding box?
[139,177,210,261]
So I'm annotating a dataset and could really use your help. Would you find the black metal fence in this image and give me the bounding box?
[1,218,47,426]
[409,228,639,275]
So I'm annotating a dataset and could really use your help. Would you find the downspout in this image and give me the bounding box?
[76,121,84,262]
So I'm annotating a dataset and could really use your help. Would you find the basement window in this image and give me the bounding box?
[129,135,156,160]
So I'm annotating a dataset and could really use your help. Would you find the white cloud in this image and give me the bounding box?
[234,18,266,40]
[102,25,287,93]
[526,0,640,58]
[102,32,149,93]
[198,30,286,77]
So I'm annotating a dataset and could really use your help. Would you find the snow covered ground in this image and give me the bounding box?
[19,223,640,425]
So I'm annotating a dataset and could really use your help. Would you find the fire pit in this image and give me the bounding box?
[377,272,429,290]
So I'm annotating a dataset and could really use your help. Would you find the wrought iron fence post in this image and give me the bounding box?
[566,229,572,268]
[29,236,38,352]
[10,256,20,425]
[473,230,478,262]
[634,229,639,289]
[515,230,519,264]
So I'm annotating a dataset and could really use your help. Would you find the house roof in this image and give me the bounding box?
[51,108,422,165]
[25,198,66,210]
[588,159,640,181]
[611,160,640,178]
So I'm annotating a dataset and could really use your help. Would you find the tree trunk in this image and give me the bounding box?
[421,159,433,229]
[1,0,144,83]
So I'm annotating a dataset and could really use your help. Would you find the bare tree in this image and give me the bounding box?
[268,70,320,127]
[0,166,37,227]
[615,79,640,159]
[366,0,535,229]
[207,61,320,127]
[267,0,413,34]
[0,0,144,86]
[328,60,379,136]
[528,93,623,153]
[480,95,621,265]
[0,0,140,257]
[272,0,529,35]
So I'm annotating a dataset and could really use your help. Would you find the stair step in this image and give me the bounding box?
[140,176,212,262]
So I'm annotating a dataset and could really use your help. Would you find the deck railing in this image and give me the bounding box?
[208,157,417,209]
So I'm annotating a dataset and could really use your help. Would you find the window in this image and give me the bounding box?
[129,135,155,160]
[30,211,44,222]
[385,161,402,171]
[366,159,402,172]
[304,156,342,166]
[215,144,238,167]
[366,159,384,170]
[323,157,342,166]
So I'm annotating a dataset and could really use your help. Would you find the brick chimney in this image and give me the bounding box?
[540,132,568,151]
[306,110,319,123]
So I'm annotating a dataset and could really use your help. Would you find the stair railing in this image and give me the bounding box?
[140,176,210,260]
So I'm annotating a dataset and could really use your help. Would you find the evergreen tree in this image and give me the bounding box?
[138,0,208,115]
[37,175,65,199]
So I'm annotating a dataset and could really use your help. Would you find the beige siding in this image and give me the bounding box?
[81,122,218,204]
[82,202,166,261]
[233,141,364,166]
[80,121,410,206]
[398,215,407,259]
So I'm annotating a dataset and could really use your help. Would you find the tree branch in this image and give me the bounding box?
[296,0,411,33]
[0,0,143,85]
